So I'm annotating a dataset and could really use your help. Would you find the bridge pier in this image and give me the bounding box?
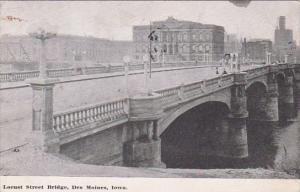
[294,66,300,111]
[264,73,279,122]
[28,78,59,153]
[279,70,295,120]
[123,93,165,168]
[218,73,248,158]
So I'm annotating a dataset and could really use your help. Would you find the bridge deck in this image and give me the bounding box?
[0,63,292,151]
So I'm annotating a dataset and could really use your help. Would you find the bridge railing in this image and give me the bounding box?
[156,73,234,109]
[156,86,182,107]
[53,99,128,133]
[0,61,218,83]
[47,68,76,78]
[244,65,270,79]
[0,70,39,82]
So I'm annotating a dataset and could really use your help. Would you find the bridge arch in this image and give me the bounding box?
[246,80,268,90]
[158,89,231,135]
[159,101,230,168]
[276,72,285,82]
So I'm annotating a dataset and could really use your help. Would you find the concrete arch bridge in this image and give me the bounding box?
[27,63,300,168]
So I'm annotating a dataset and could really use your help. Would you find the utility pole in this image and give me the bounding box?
[149,21,152,78]
[148,21,161,78]
[29,29,56,79]
[0,2,2,35]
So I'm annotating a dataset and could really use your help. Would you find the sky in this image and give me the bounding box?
[0,1,300,44]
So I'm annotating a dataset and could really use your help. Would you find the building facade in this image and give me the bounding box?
[274,16,297,61]
[132,17,224,64]
[0,34,134,70]
[245,39,272,62]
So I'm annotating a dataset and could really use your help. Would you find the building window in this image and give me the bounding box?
[199,45,203,53]
[183,33,188,42]
[205,45,210,53]
[174,44,178,54]
[192,34,197,41]
[206,34,210,41]
[169,44,173,54]
[183,44,189,53]
[162,32,167,41]
[178,33,182,42]
[192,44,197,53]
[173,33,177,42]
[199,33,203,41]
[163,44,167,53]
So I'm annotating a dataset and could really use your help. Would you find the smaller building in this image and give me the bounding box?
[241,39,272,62]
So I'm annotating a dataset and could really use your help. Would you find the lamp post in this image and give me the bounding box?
[284,54,288,64]
[143,54,150,95]
[266,52,272,65]
[29,28,56,79]
[123,56,131,97]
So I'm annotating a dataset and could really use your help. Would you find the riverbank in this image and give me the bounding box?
[0,144,298,179]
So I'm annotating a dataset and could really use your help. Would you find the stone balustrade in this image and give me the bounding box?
[53,99,128,133]
[156,86,182,108]
[246,65,270,79]
[49,63,299,136]
[47,68,76,78]
[0,70,39,82]
[156,74,235,109]
[0,61,217,83]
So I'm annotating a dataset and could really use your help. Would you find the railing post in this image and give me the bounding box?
[178,83,185,100]
[27,78,59,153]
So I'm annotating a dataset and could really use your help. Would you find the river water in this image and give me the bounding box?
[161,106,300,172]
[246,111,300,171]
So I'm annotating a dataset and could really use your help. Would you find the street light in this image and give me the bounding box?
[284,54,288,64]
[29,28,56,79]
[123,55,131,97]
[143,54,150,95]
[266,52,272,65]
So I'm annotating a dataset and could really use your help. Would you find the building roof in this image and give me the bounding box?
[248,38,272,43]
[133,16,224,31]
[0,34,132,44]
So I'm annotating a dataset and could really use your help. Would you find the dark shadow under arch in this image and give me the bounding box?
[160,101,230,168]
[246,82,268,120]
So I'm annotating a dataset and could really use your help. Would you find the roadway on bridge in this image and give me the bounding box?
[0,64,257,152]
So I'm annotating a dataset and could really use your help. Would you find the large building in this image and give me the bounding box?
[240,38,272,63]
[132,17,224,64]
[0,34,134,71]
[274,16,297,61]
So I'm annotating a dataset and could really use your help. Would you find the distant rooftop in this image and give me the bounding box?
[0,34,132,43]
[248,38,272,42]
[133,16,224,31]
